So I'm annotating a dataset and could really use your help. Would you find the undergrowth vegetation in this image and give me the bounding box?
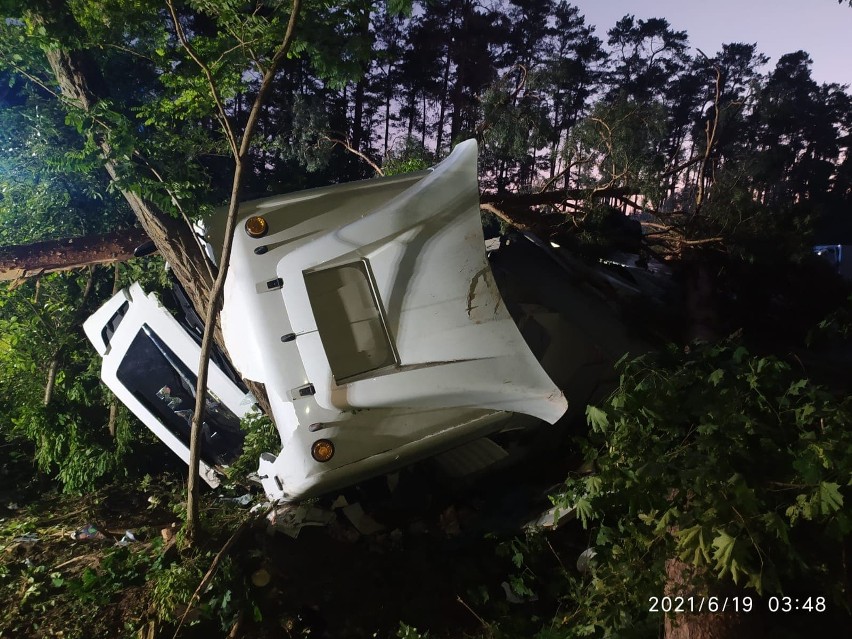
[0,476,258,638]
[546,341,852,636]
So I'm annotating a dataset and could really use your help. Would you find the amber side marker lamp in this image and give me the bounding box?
[311,439,335,463]
[245,215,269,238]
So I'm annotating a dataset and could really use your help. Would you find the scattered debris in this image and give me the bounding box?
[115,530,137,546]
[219,493,253,507]
[576,547,597,574]
[250,500,270,514]
[330,495,349,509]
[327,517,361,544]
[268,503,336,539]
[5,532,40,556]
[71,523,105,540]
[341,502,385,536]
[160,525,176,545]
[501,581,539,604]
[524,504,575,531]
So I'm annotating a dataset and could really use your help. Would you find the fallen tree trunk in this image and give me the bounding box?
[0,227,150,281]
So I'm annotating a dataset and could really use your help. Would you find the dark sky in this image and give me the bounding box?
[573,0,852,88]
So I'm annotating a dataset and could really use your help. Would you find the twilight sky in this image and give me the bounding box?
[571,0,852,88]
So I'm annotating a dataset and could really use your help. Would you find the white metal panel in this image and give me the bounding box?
[215,139,569,500]
[83,284,250,487]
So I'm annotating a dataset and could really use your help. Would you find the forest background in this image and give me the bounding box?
[1,1,852,638]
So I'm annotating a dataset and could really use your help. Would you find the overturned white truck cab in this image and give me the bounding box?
[85,140,620,501]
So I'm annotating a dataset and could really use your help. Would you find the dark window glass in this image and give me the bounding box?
[116,325,244,466]
[101,300,130,348]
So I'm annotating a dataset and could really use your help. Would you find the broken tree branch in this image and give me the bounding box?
[480,202,534,232]
[322,135,385,176]
[481,186,633,208]
[0,228,151,282]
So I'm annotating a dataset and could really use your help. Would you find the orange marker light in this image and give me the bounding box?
[311,439,335,463]
[245,215,269,238]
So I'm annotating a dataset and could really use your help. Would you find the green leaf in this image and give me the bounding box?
[574,498,594,528]
[708,368,725,386]
[732,346,748,363]
[676,525,711,566]
[585,475,603,495]
[787,379,808,396]
[817,482,844,515]
[711,530,743,583]
[586,405,609,432]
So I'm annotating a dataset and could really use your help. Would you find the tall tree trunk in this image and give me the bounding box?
[661,252,762,639]
[27,1,273,428]
[43,355,61,407]
[351,77,366,177]
[43,266,95,407]
[349,8,370,175]
[664,560,764,638]
[435,49,452,156]
[30,4,215,316]
[383,67,393,156]
[406,92,415,139]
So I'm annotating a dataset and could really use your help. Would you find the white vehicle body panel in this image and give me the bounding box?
[216,140,566,500]
[83,284,251,487]
[85,140,568,501]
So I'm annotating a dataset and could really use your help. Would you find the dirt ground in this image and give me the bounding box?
[0,446,582,639]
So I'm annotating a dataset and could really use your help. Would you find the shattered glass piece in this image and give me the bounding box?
[156,386,182,409]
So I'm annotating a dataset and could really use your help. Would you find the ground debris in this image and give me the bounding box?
[341,502,385,535]
[524,504,575,531]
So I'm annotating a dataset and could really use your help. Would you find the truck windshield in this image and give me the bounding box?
[116,324,244,466]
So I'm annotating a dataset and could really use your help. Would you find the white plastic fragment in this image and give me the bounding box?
[501,581,539,604]
[219,493,253,506]
[524,504,575,531]
[116,530,138,546]
[267,503,335,538]
[341,503,385,535]
[577,547,597,573]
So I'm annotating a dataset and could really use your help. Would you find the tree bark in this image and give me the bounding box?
[0,228,149,281]
[661,251,757,639]
[26,1,273,430]
[43,355,61,407]
[664,560,764,639]
[29,2,215,321]
[42,266,95,407]
[435,45,453,156]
